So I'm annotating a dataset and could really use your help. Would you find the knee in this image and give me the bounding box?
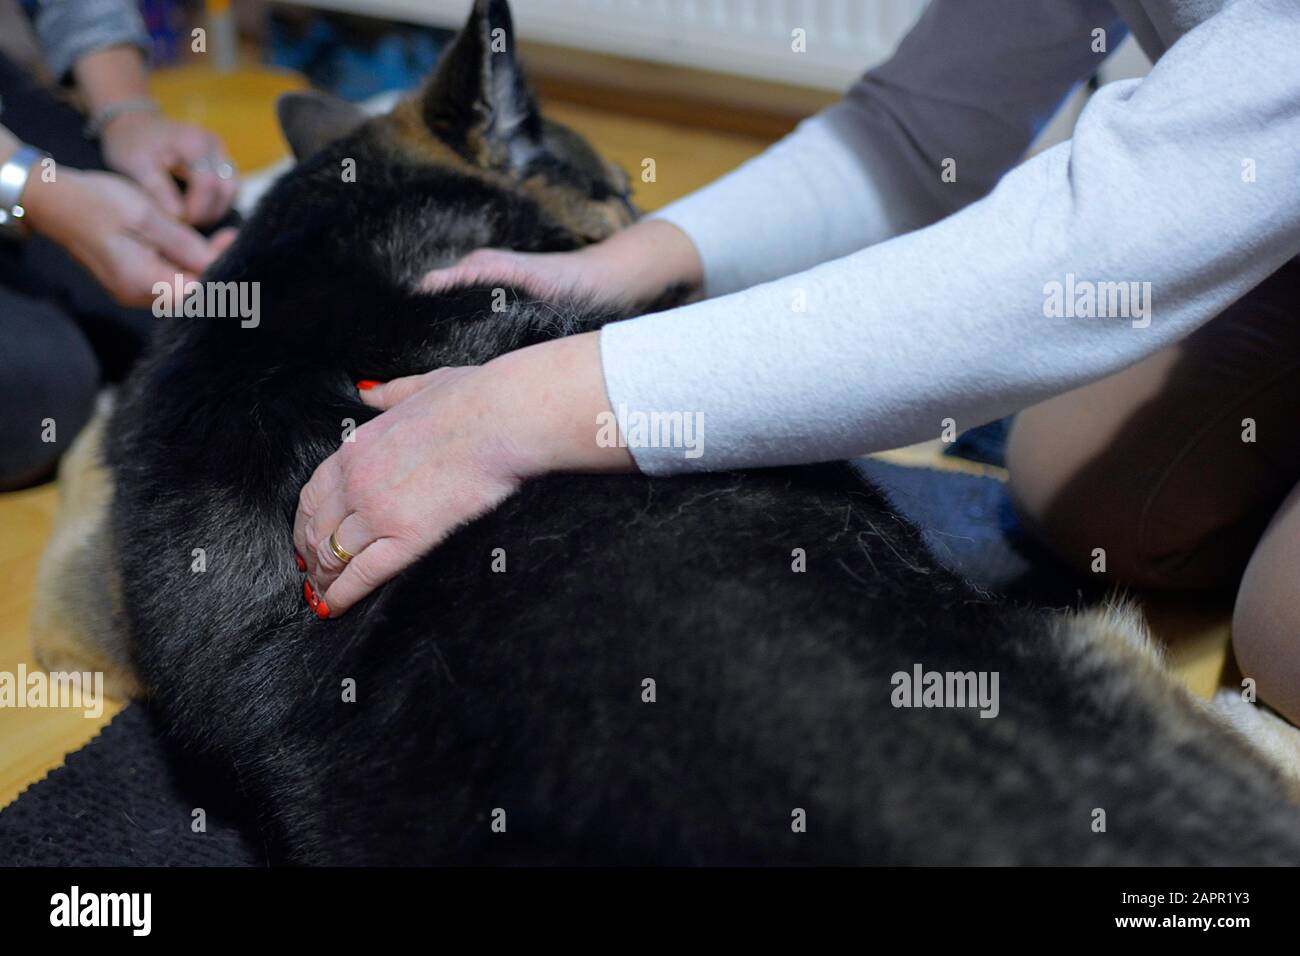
[1006,407,1083,543]
[1007,408,1233,592]
[1232,597,1300,727]
[0,304,99,491]
[1006,407,1136,582]
[1232,526,1300,726]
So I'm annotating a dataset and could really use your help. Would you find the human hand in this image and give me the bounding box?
[293,332,633,619]
[420,218,704,309]
[100,112,239,227]
[293,365,526,620]
[22,168,236,307]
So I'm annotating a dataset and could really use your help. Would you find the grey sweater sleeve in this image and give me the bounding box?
[602,0,1300,475]
[34,0,151,80]
[650,0,1126,298]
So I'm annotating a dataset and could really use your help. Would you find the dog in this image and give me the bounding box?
[31,0,1300,864]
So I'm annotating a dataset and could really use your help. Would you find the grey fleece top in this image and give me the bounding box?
[32,0,150,79]
[602,0,1300,474]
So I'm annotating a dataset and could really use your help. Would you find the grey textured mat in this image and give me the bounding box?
[0,704,263,866]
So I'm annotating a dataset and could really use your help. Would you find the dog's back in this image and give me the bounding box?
[96,0,1300,864]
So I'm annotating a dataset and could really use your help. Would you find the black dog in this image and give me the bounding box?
[91,0,1300,864]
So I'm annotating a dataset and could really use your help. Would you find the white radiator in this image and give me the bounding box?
[283,0,931,89]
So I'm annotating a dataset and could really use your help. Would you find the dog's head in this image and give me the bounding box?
[274,0,635,244]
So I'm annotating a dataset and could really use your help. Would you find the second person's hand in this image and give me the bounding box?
[22,167,235,307]
[100,112,240,227]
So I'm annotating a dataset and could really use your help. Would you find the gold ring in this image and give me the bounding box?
[328,531,354,564]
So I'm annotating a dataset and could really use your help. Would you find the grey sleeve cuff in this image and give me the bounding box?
[34,0,151,81]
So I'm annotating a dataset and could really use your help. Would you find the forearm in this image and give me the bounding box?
[487,331,635,477]
[601,0,1300,475]
[587,218,704,306]
[72,44,152,115]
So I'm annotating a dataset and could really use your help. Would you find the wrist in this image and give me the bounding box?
[483,331,635,479]
[87,97,160,141]
[595,218,704,304]
[21,165,83,239]
[74,45,152,117]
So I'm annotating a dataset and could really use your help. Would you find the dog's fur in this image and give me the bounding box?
[32,0,1300,864]
[32,391,139,699]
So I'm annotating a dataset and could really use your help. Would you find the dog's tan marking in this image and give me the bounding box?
[383,95,633,243]
[384,94,484,171]
[519,172,633,242]
[30,394,140,701]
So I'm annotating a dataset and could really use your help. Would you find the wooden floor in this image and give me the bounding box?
[0,64,1233,813]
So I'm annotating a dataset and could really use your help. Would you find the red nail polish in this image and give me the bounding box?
[356,380,382,391]
[295,552,306,572]
[304,580,317,607]
[315,600,330,619]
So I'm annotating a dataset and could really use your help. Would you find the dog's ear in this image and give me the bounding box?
[276,91,368,161]
[421,0,541,170]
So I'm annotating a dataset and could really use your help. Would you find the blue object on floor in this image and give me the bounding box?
[945,416,1012,468]
[854,457,1094,606]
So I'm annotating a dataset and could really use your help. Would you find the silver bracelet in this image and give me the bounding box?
[84,95,160,139]
[0,145,49,240]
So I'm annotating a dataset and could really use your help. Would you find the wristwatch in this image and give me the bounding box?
[0,145,48,241]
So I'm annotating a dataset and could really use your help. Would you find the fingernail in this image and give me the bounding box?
[315,599,330,620]
[304,580,318,607]
[356,380,382,391]
[295,551,306,572]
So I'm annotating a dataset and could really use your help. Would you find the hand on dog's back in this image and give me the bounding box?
[420,248,589,302]
[325,218,710,622]
[420,219,704,312]
[292,333,635,619]
[294,364,522,619]
[296,219,701,619]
